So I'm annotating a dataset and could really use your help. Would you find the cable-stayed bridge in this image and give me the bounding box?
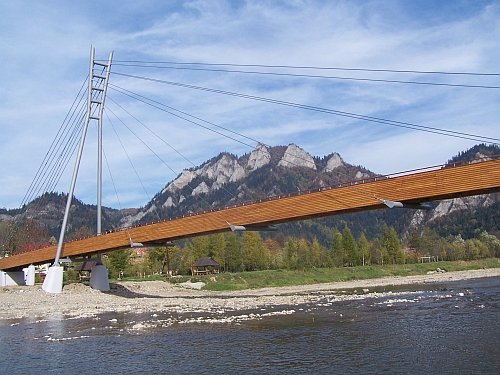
[1,157,498,271]
[1,47,499,292]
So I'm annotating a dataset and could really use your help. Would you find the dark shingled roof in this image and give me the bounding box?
[78,260,98,271]
[192,257,219,267]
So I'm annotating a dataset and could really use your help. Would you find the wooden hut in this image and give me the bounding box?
[191,257,220,276]
[77,259,98,282]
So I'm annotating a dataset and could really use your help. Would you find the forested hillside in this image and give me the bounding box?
[0,143,498,261]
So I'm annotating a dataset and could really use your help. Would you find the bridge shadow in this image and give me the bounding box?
[103,283,167,299]
[102,282,257,300]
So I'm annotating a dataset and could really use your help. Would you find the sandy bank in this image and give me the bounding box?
[1,268,498,321]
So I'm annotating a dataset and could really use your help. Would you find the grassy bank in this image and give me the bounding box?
[194,258,500,291]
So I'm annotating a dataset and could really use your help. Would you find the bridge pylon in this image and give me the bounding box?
[42,46,113,293]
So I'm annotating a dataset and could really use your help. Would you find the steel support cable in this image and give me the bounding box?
[106,60,500,77]
[26,119,86,219]
[108,85,257,150]
[22,118,86,225]
[108,84,318,169]
[26,84,89,203]
[107,95,242,202]
[34,98,89,198]
[102,147,137,244]
[108,84,262,149]
[109,75,500,213]
[105,107,225,214]
[107,81,500,222]
[108,77,500,209]
[109,85,321,173]
[110,63,500,90]
[111,72,500,145]
[20,76,89,207]
[106,107,181,176]
[45,85,109,194]
[46,118,86,193]
[22,116,86,221]
[40,101,89,195]
[28,83,89,203]
[107,89,349,209]
[108,95,206,166]
[111,84,493,179]
[23,91,88,206]
[20,84,86,206]
[29,82,104,207]
[105,111,162,222]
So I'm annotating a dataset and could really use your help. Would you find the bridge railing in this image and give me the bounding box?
[5,154,499,255]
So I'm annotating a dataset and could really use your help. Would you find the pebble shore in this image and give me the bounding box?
[1,268,498,322]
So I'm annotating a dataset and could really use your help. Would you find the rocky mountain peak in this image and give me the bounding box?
[323,152,344,172]
[430,195,495,221]
[278,144,316,170]
[163,153,246,195]
[246,144,271,171]
[204,154,245,184]
[164,170,196,193]
[2,144,497,245]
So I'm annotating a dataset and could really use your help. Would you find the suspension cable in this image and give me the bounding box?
[111,63,500,89]
[108,84,319,168]
[106,59,500,76]
[105,112,162,221]
[105,107,225,212]
[107,96,243,201]
[20,76,89,207]
[111,72,500,145]
[102,148,138,244]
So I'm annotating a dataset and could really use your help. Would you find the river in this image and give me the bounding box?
[1,277,498,374]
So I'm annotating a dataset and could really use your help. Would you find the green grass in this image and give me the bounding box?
[195,258,500,291]
[101,258,499,290]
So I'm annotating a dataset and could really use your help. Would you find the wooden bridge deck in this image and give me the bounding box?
[1,158,499,270]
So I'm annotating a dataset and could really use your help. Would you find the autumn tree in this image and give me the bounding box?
[67,226,94,241]
[208,233,226,265]
[242,231,268,271]
[15,219,49,253]
[223,232,243,272]
[181,235,211,272]
[331,230,344,267]
[476,231,500,257]
[449,236,466,261]
[342,227,358,266]
[358,232,370,266]
[417,228,442,258]
[310,238,323,268]
[296,238,310,270]
[370,240,387,265]
[464,239,490,260]
[146,245,180,275]
[106,249,131,278]
[189,236,210,259]
[284,238,298,269]
[379,225,404,264]
[0,221,15,256]
[265,238,285,269]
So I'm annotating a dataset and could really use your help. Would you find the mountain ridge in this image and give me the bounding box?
[128,143,373,227]
[0,143,498,246]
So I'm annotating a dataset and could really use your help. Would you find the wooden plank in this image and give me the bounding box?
[0,159,498,270]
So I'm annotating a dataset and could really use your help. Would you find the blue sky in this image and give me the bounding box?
[1,0,499,209]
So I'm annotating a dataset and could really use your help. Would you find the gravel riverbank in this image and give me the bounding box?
[1,268,498,321]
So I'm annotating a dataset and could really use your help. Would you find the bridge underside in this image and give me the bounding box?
[1,159,499,271]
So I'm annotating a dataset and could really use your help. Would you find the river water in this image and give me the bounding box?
[1,277,499,374]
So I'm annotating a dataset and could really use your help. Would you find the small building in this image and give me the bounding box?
[191,257,220,276]
[77,260,98,282]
